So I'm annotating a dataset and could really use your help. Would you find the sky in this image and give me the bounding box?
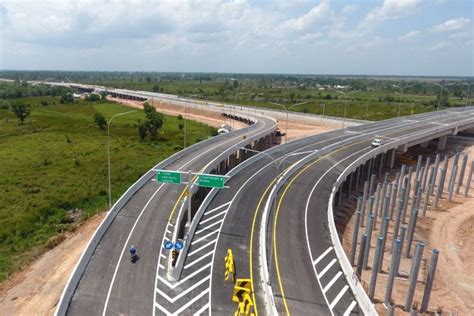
[0,0,473,76]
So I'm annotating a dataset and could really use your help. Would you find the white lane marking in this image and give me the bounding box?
[188,240,217,257]
[193,303,209,316]
[159,264,165,270]
[323,271,342,294]
[317,258,337,280]
[102,182,166,316]
[160,254,166,259]
[200,209,227,225]
[163,289,210,316]
[195,219,224,235]
[314,247,333,266]
[205,201,231,216]
[329,285,349,309]
[191,229,219,246]
[184,251,214,270]
[343,300,357,316]
[156,275,210,303]
[153,120,273,316]
[157,262,212,290]
[166,229,172,234]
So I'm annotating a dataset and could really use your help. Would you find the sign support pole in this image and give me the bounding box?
[187,170,192,224]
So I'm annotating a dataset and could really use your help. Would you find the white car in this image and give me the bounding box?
[371,138,383,147]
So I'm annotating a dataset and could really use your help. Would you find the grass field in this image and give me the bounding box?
[0,97,216,281]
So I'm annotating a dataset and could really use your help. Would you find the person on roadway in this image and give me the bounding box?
[130,245,137,257]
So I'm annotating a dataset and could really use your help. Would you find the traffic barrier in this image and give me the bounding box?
[224,249,235,283]
[232,279,254,316]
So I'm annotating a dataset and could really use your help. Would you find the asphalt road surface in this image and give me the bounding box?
[205,107,474,316]
[67,117,275,315]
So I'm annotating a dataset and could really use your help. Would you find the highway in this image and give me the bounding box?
[65,116,276,315]
[201,107,474,315]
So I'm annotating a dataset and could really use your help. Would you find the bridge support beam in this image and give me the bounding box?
[437,135,447,150]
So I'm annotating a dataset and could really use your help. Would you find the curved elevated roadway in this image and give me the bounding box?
[60,116,276,315]
[197,107,474,315]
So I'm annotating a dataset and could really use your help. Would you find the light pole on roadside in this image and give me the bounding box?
[391,84,415,118]
[269,101,309,143]
[107,110,137,209]
[459,82,472,107]
[334,90,361,129]
[433,82,455,111]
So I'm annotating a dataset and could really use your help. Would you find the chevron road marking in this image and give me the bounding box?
[343,301,358,316]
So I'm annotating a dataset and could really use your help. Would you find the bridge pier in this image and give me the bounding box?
[437,135,447,150]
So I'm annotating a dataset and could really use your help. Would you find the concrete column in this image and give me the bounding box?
[421,157,431,192]
[347,173,354,197]
[361,181,369,225]
[377,182,387,217]
[379,216,390,272]
[389,183,398,219]
[357,234,368,277]
[415,186,423,213]
[406,206,419,258]
[355,165,361,191]
[387,302,395,316]
[434,168,445,208]
[398,165,406,199]
[368,158,373,181]
[402,180,411,224]
[396,226,407,275]
[378,153,385,179]
[421,249,440,313]
[363,214,375,270]
[464,161,474,197]
[373,183,382,228]
[437,135,447,150]
[427,166,436,198]
[369,174,376,197]
[415,155,423,181]
[392,191,403,247]
[422,177,431,217]
[350,201,362,265]
[432,154,440,195]
[439,155,449,196]
[405,242,425,311]
[389,149,396,169]
[385,239,402,305]
[448,165,457,202]
[382,192,390,219]
[338,185,343,206]
[368,237,384,300]
[456,155,468,194]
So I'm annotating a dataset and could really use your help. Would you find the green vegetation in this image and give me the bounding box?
[0,85,216,281]
[1,71,471,121]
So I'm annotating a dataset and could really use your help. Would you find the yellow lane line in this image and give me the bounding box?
[272,137,371,314]
[249,177,277,316]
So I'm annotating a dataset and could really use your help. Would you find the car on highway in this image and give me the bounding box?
[371,138,383,147]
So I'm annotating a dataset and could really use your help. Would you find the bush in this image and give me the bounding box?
[93,112,107,130]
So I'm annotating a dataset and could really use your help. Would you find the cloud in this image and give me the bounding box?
[448,30,473,40]
[342,4,359,15]
[430,41,451,51]
[361,0,419,28]
[399,30,421,41]
[280,0,330,32]
[432,17,470,32]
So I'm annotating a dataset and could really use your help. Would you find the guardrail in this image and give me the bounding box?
[55,119,260,315]
[327,114,474,315]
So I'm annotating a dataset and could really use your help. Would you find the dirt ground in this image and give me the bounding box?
[341,136,474,315]
[0,98,339,315]
[0,213,105,315]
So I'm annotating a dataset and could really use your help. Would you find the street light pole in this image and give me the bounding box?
[269,101,309,143]
[433,82,455,111]
[334,90,360,129]
[391,84,414,118]
[107,110,137,209]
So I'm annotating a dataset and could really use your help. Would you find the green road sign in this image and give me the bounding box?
[157,170,181,184]
[198,174,225,188]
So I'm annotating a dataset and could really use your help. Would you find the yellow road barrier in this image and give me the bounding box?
[225,249,235,283]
